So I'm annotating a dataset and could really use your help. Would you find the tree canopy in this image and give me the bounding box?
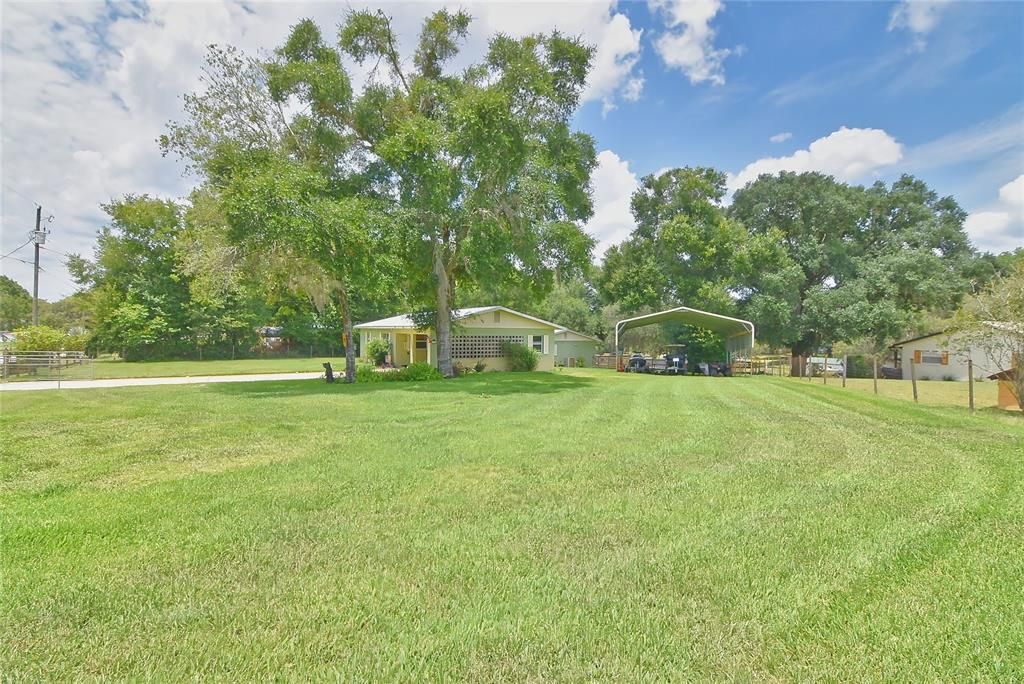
[0,275,32,331]
[161,11,598,377]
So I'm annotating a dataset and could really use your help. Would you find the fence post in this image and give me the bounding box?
[968,359,975,413]
[873,357,878,395]
[842,354,847,388]
[910,359,918,403]
[823,357,827,385]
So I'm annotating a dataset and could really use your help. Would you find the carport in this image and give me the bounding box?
[614,306,755,366]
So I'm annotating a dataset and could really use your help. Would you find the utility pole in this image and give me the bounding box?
[32,206,43,325]
[29,207,51,325]
[30,205,50,325]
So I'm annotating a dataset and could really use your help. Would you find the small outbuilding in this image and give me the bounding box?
[987,369,1020,410]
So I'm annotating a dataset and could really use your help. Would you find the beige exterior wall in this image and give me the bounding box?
[458,310,549,329]
[358,313,557,371]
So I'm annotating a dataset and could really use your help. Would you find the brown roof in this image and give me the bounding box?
[987,369,1016,381]
[889,331,944,348]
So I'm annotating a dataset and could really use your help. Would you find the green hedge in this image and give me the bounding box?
[501,341,539,372]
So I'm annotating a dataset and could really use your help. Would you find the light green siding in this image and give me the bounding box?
[554,340,601,367]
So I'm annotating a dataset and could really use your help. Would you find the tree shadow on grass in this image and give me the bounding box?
[206,370,598,400]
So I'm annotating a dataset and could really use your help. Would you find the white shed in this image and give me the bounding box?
[890,330,1013,381]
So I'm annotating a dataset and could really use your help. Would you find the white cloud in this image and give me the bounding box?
[888,0,952,49]
[622,75,645,102]
[769,132,792,144]
[584,150,639,258]
[903,104,1024,171]
[649,0,733,86]
[728,127,903,193]
[997,173,1024,209]
[0,1,643,300]
[965,174,1024,253]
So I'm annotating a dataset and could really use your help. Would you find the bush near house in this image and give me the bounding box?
[501,341,539,372]
[354,361,443,383]
[398,362,444,382]
[366,339,390,366]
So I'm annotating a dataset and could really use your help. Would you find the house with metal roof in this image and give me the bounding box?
[355,306,603,371]
[889,327,1014,381]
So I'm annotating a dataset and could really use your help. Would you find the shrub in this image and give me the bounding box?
[501,341,539,372]
[355,363,386,383]
[366,339,390,366]
[12,326,78,352]
[474,360,487,373]
[355,362,443,383]
[398,362,443,382]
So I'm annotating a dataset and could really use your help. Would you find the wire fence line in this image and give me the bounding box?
[1,351,94,386]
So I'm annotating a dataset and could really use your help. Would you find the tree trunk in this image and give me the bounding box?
[339,288,355,384]
[789,337,814,377]
[433,245,454,378]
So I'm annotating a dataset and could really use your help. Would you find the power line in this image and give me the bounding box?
[1,254,34,266]
[39,244,74,260]
[1,239,33,260]
[1,184,40,207]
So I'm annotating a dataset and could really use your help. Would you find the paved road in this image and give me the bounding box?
[0,371,324,392]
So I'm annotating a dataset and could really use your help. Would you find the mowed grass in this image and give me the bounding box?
[782,375,1002,409]
[2,370,1022,680]
[4,356,344,382]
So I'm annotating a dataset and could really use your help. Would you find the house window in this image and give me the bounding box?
[531,335,544,353]
[452,334,524,359]
[914,349,950,365]
[415,335,428,350]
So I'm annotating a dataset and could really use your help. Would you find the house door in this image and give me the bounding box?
[414,334,428,363]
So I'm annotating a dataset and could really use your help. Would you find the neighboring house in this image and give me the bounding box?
[355,306,588,371]
[553,328,602,367]
[890,329,1013,381]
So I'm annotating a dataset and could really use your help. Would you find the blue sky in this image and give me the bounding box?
[578,1,1023,203]
[1,0,1022,301]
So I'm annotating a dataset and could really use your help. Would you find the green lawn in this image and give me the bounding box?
[2,370,1022,680]
[4,356,345,382]
[782,375,1002,409]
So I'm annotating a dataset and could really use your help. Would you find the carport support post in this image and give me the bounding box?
[842,355,847,388]
[910,360,918,403]
[968,360,975,413]
[872,357,878,395]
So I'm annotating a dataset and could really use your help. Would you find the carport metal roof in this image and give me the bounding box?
[614,306,755,361]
